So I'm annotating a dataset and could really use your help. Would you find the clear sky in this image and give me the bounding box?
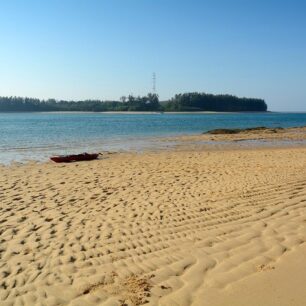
[0,0,305,111]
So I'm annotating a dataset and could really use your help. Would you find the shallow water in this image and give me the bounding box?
[0,112,306,164]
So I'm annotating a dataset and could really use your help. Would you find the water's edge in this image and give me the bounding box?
[1,112,306,164]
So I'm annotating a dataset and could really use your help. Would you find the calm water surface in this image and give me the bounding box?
[1,112,306,164]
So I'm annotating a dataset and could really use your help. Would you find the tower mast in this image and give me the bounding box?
[152,72,156,94]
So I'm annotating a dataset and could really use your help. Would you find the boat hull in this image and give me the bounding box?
[50,153,99,163]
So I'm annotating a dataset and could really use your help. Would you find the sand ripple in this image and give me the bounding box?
[1,147,306,305]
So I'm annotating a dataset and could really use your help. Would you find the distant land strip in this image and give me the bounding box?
[0,92,267,112]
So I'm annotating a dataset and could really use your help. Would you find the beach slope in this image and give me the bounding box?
[1,146,306,305]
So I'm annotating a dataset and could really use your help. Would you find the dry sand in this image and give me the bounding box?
[1,140,306,305]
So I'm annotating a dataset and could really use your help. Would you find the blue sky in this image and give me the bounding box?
[0,0,305,111]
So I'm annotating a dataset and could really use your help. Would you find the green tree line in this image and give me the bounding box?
[163,93,267,111]
[0,92,267,112]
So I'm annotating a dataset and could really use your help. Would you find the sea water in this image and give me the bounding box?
[0,112,306,164]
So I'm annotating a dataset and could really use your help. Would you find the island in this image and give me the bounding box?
[0,92,267,112]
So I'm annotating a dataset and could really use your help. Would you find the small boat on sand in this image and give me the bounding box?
[50,153,99,163]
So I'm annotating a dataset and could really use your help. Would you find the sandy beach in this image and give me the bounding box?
[1,131,306,305]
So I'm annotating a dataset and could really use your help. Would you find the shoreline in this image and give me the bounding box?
[0,111,268,114]
[1,124,306,166]
[1,110,306,114]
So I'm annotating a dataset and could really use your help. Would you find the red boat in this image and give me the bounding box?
[50,153,99,163]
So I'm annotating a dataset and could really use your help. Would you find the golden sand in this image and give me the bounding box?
[1,143,306,305]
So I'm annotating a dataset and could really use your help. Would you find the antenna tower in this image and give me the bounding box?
[152,72,156,94]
